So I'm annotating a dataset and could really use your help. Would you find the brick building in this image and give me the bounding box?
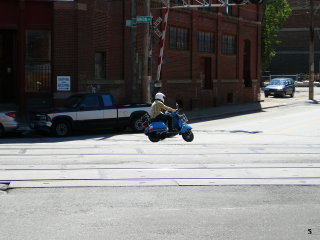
[0,0,263,116]
[268,0,320,76]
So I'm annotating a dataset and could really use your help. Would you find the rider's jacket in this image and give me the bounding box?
[150,100,175,118]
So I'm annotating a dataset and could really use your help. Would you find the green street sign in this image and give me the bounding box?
[126,20,136,27]
[136,16,153,23]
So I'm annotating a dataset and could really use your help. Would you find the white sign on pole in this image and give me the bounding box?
[57,76,71,91]
[154,29,163,38]
[153,17,162,28]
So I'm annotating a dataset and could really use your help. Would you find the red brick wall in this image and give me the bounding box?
[53,0,127,103]
[53,2,77,102]
[51,0,262,108]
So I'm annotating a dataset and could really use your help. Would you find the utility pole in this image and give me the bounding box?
[309,0,315,100]
[142,0,151,103]
[131,0,138,102]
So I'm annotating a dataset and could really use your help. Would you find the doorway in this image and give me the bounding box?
[243,40,251,88]
[200,57,212,89]
[0,30,17,103]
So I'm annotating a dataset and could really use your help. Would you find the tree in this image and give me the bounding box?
[262,0,292,71]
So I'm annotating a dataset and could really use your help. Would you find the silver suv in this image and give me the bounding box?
[264,78,295,98]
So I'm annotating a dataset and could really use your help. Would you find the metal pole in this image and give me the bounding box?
[131,0,138,102]
[309,0,315,100]
[142,0,151,103]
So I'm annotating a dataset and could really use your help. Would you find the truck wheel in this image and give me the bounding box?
[0,124,4,138]
[52,120,71,137]
[182,130,194,142]
[148,132,160,142]
[131,115,145,133]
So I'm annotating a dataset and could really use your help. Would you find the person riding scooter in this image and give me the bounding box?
[150,92,176,131]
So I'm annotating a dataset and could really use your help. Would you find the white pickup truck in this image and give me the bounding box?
[30,93,151,137]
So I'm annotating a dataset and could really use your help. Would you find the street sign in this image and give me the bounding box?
[126,20,136,27]
[136,16,153,23]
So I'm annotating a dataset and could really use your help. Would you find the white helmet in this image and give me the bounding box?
[155,92,165,102]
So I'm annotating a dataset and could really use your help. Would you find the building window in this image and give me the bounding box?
[169,27,188,50]
[198,32,215,53]
[95,52,106,80]
[25,30,51,92]
[222,35,236,55]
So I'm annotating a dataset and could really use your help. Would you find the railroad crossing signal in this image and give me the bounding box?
[153,17,162,27]
[153,17,163,38]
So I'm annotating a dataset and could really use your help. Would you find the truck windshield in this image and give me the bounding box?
[64,95,82,108]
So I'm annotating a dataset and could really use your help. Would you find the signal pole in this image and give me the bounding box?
[142,0,151,103]
[131,0,138,102]
[309,0,315,100]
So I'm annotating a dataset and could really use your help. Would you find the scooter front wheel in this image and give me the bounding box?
[148,132,160,142]
[182,130,194,142]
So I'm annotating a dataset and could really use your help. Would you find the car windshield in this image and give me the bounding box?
[269,79,285,85]
[64,95,82,108]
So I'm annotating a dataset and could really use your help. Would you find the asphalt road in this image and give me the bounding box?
[0,89,320,239]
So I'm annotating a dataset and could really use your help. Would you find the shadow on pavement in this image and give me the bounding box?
[189,108,265,124]
[194,129,263,134]
[0,128,131,144]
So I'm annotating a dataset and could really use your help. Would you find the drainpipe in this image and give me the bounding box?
[18,0,26,119]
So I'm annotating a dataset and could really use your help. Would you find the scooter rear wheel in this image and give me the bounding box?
[148,132,160,142]
[182,130,194,142]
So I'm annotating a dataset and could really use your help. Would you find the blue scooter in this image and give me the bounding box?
[143,105,194,142]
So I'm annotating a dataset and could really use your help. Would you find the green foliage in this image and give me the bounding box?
[262,0,292,71]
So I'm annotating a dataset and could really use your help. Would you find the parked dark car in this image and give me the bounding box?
[264,78,295,98]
